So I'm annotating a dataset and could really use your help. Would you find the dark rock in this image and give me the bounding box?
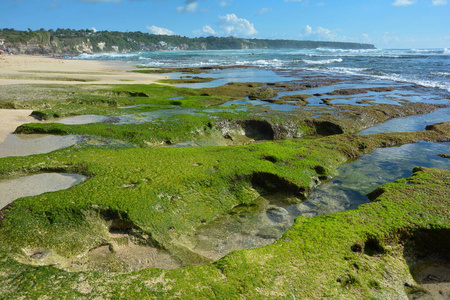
[266,207,290,223]
[248,87,278,100]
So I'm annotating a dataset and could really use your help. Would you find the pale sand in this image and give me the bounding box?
[0,54,168,85]
[0,109,35,143]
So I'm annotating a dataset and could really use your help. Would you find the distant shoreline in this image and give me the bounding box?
[0,54,168,86]
[0,28,376,57]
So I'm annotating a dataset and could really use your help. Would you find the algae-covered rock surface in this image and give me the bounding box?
[0,67,449,299]
[0,163,448,299]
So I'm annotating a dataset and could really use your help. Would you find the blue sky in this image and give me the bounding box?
[2,0,449,48]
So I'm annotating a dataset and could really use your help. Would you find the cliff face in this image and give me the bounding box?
[0,29,376,56]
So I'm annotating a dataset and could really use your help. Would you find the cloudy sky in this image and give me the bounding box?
[2,0,449,48]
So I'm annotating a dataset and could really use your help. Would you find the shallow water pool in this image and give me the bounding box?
[0,173,87,210]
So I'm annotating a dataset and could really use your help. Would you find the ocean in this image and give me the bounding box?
[76,48,450,95]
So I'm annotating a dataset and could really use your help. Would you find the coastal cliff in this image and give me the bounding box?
[0,28,376,55]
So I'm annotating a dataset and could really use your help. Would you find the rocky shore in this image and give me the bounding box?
[0,58,448,299]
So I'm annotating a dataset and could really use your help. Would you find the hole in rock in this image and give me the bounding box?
[262,155,278,163]
[364,237,385,256]
[251,172,302,196]
[18,208,182,273]
[351,243,363,253]
[309,120,344,136]
[403,229,450,299]
[242,120,274,140]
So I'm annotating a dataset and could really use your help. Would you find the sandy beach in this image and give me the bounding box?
[0,109,35,143]
[0,54,167,85]
[0,54,168,147]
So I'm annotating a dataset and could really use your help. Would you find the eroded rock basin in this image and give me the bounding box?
[10,141,449,274]
[19,231,182,273]
[190,142,450,262]
[404,229,450,300]
[191,193,300,261]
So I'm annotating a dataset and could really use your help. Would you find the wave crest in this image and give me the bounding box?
[302,58,343,65]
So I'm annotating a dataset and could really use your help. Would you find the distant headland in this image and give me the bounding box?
[0,28,375,56]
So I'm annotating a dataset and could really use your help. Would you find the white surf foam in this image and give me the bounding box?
[302,58,343,65]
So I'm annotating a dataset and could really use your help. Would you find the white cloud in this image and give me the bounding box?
[91,27,98,32]
[146,25,175,35]
[193,25,217,36]
[255,8,272,16]
[432,0,447,5]
[392,0,416,6]
[299,25,344,41]
[219,0,232,7]
[218,14,258,36]
[177,0,198,13]
[202,25,216,35]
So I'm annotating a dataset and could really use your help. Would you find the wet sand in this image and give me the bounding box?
[0,109,35,143]
[0,54,167,85]
[0,173,86,210]
[0,134,79,158]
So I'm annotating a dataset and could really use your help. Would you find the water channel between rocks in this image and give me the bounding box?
[192,141,450,261]
[191,110,450,259]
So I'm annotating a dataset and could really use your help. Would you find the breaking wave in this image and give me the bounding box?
[235,59,284,67]
[75,52,142,61]
[410,48,450,55]
[374,73,450,92]
[302,58,343,64]
[430,71,450,78]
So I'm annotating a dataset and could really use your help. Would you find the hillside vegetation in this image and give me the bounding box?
[0,28,375,55]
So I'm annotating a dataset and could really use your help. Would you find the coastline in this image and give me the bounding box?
[0,54,168,85]
[0,54,168,153]
[0,50,449,299]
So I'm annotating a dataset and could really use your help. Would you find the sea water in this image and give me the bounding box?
[77,48,450,94]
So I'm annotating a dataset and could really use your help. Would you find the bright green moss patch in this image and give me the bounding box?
[1,76,450,299]
[15,114,216,146]
[0,164,448,299]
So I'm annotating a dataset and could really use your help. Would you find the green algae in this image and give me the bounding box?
[0,165,448,299]
[15,98,443,148]
[0,126,448,262]
[1,76,450,299]
[15,114,217,147]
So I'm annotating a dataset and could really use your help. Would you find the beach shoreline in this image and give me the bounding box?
[0,54,168,85]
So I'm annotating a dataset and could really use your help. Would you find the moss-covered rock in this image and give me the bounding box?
[0,159,448,299]
[1,72,449,299]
